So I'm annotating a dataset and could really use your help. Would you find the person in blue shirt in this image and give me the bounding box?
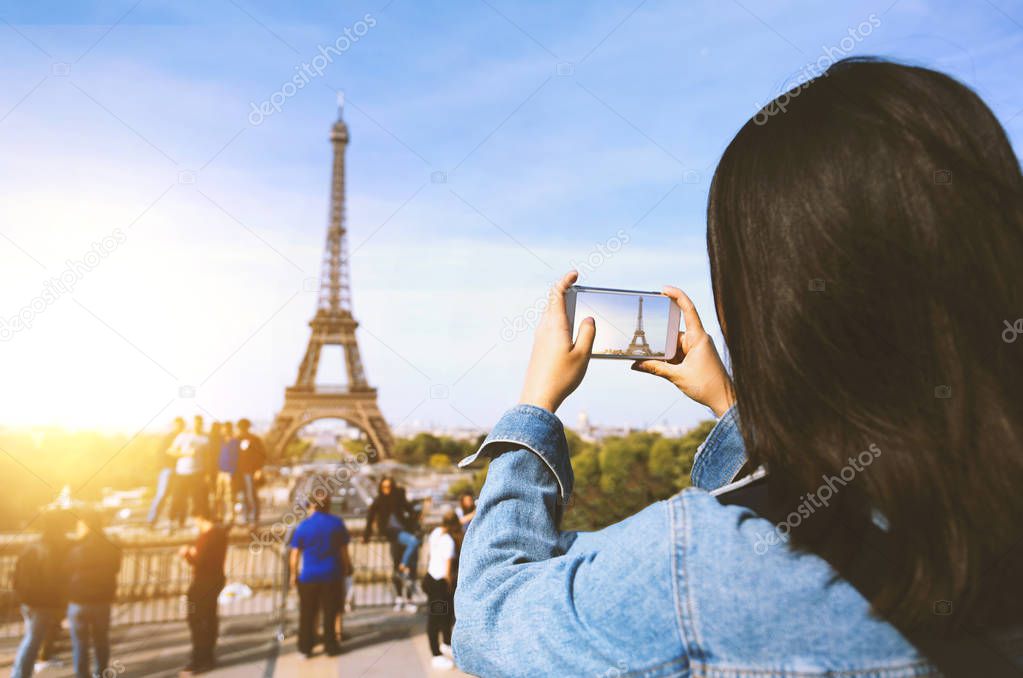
[214,421,239,522]
[289,488,352,658]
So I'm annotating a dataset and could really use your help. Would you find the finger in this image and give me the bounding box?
[544,269,576,333]
[630,359,673,378]
[572,316,596,356]
[545,270,578,330]
[662,286,705,337]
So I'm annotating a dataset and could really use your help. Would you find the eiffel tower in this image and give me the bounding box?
[266,99,394,459]
[626,296,653,356]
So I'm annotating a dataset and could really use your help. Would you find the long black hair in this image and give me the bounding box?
[708,57,1023,630]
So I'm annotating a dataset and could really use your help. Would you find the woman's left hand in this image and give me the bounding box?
[518,271,596,414]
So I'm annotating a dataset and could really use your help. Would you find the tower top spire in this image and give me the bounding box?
[331,91,349,143]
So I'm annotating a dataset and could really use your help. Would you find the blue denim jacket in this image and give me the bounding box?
[452,404,938,678]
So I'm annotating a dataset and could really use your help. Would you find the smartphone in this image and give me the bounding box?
[566,285,681,360]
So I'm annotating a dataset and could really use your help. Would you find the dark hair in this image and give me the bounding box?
[377,475,395,494]
[309,494,331,512]
[442,509,461,533]
[707,57,1023,630]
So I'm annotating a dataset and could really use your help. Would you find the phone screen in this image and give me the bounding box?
[572,289,673,358]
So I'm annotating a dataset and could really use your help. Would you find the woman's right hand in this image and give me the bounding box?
[631,286,735,417]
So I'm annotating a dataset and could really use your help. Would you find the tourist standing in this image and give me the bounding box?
[289,490,351,658]
[215,422,239,522]
[179,514,228,673]
[235,419,266,526]
[147,417,185,527]
[423,510,459,671]
[203,423,224,511]
[66,511,121,678]
[455,492,476,527]
[11,512,69,678]
[170,415,209,528]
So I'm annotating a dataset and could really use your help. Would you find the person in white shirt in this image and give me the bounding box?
[169,415,210,527]
[423,510,460,670]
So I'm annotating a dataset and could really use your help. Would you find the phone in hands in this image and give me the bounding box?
[566,285,681,360]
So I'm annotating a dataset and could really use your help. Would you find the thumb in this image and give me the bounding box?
[631,359,673,378]
[572,317,596,356]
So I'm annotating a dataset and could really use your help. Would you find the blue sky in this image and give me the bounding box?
[1,0,1021,434]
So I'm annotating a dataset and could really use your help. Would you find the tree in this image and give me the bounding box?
[428,453,451,470]
[561,420,717,531]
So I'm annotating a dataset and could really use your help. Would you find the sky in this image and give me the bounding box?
[0,0,1021,435]
[573,290,671,357]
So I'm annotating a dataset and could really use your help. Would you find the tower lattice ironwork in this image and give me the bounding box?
[626,296,653,356]
[266,101,394,458]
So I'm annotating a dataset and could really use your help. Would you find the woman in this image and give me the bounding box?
[364,476,420,576]
[453,58,1023,677]
[423,510,460,671]
[455,492,476,527]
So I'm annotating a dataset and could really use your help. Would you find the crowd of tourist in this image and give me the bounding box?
[147,415,267,531]
[7,415,475,675]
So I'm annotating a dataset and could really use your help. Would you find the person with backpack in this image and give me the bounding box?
[66,511,121,678]
[11,511,69,678]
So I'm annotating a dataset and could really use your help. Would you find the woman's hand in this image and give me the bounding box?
[518,271,596,414]
[631,286,735,417]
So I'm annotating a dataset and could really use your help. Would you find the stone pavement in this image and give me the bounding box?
[1,609,472,677]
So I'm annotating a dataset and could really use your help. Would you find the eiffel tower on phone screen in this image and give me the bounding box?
[626,297,654,356]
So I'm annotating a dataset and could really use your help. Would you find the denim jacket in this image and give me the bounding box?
[452,404,939,678]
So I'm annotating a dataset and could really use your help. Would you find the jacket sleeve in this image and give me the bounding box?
[452,405,686,678]
[690,405,748,491]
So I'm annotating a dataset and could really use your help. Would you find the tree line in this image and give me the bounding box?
[0,420,715,533]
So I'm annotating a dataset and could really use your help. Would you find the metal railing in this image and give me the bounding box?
[0,534,426,640]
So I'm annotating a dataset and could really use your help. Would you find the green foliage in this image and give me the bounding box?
[561,421,716,532]
[428,453,452,470]
[283,437,312,463]
[392,433,475,467]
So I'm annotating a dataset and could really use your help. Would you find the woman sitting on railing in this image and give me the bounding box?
[363,476,421,580]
